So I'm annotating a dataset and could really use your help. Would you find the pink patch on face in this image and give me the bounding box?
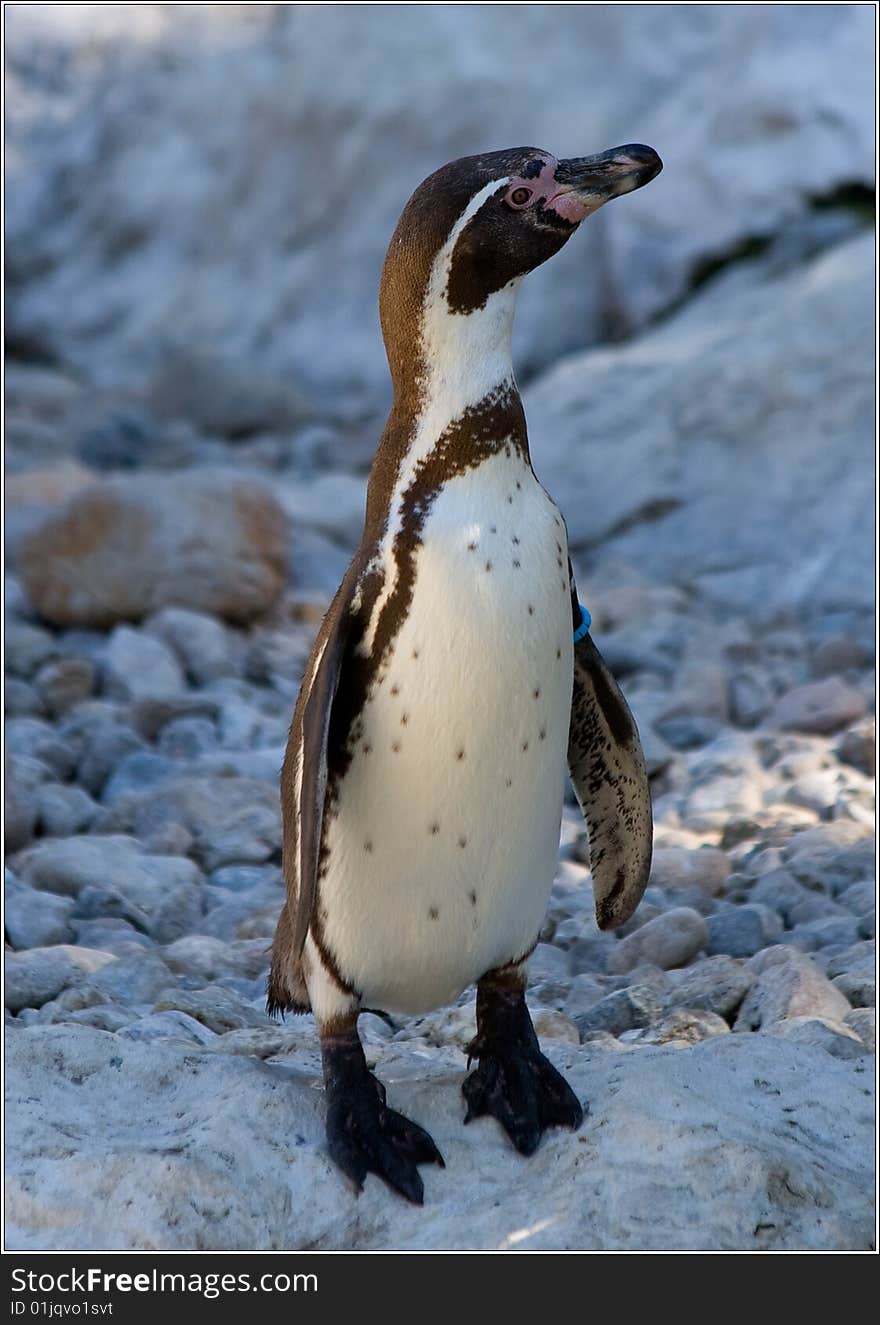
[503,154,598,225]
[545,189,600,224]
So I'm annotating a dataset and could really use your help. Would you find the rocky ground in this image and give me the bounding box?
[4,5,876,1251]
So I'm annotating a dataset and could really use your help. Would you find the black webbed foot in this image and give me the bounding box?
[462,978,584,1156]
[322,1024,444,1205]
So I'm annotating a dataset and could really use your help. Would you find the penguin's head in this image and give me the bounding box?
[380,144,661,375]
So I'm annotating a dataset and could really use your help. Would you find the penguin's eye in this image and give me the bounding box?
[509,187,532,207]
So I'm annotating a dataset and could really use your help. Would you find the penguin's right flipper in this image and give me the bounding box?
[567,632,653,931]
[281,565,362,971]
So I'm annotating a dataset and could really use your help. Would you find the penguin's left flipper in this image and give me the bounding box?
[568,631,653,930]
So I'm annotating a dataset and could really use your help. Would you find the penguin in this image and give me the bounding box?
[269,143,661,1204]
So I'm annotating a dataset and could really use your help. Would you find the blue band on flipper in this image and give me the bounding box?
[573,604,591,643]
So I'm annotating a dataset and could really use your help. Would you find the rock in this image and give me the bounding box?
[145,607,243,685]
[769,678,867,735]
[35,783,98,837]
[573,984,663,1040]
[663,955,754,1020]
[782,824,873,896]
[275,472,367,549]
[640,1009,729,1045]
[764,1016,867,1060]
[5,763,38,853]
[810,634,872,678]
[527,235,873,621]
[34,657,95,716]
[100,627,184,701]
[14,836,203,943]
[531,1010,580,1045]
[844,1008,875,1053]
[157,717,217,760]
[784,915,862,954]
[5,718,76,781]
[649,846,730,897]
[836,880,875,920]
[160,935,269,983]
[607,908,709,976]
[734,947,851,1031]
[729,668,774,728]
[706,905,782,958]
[76,407,163,471]
[152,986,268,1034]
[17,471,288,627]
[97,776,281,872]
[5,621,56,677]
[6,4,872,415]
[5,875,76,949]
[71,717,146,797]
[82,952,174,1006]
[529,943,570,983]
[5,1027,873,1249]
[5,677,46,718]
[831,971,874,1010]
[72,918,155,956]
[100,751,175,804]
[148,346,313,438]
[207,864,280,894]
[6,946,117,1012]
[836,720,875,776]
[117,1012,219,1047]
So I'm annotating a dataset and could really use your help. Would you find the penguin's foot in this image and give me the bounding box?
[321,1023,444,1205]
[462,979,583,1156]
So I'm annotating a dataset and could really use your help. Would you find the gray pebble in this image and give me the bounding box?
[35,783,98,837]
[5,718,76,781]
[117,1010,218,1045]
[763,1015,868,1059]
[101,751,175,804]
[83,951,175,1005]
[6,621,57,677]
[706,904,782,958]
[157,717,217,759]
[5,945,117,1012]
[34,657,95,717]
[663,954,754,1020]
[146,607,244,686]
[153,985,268,1034]
[5,678,46,718]
[5,874,75,949]
[574,984,663,1040]
[607,907,709,975]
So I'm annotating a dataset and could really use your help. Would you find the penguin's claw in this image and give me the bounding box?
[462,1036,584,1155]
[326,1075,444,1205]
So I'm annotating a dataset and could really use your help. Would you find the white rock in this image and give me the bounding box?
[4,1026,873,1250]
[6,7,872,417]
[101,627,185,701]
[764,1016,867,1060]
[527,236,873,621]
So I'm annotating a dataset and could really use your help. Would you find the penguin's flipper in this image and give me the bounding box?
[568,631,653,931]
[282,568,361,968]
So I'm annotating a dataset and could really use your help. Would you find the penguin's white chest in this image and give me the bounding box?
[320,452,573,1014]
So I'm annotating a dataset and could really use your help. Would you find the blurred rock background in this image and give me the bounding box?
[4,4,876,1250]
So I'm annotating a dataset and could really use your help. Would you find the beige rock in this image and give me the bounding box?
[735,946,852,1031]
[607,908,709,976]
[17,470,288,627]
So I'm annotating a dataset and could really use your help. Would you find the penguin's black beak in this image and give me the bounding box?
[555,144,663,201]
